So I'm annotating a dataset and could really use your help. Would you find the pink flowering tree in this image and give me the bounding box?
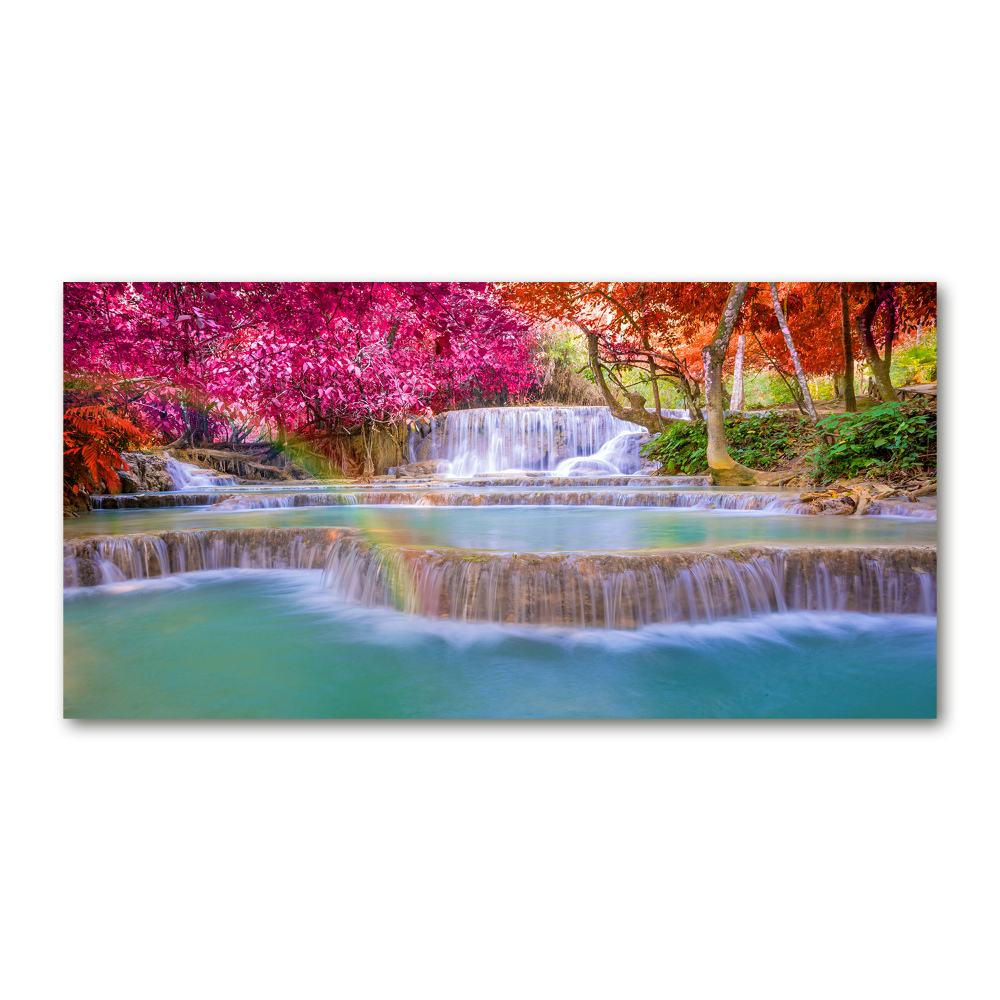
[64,282,541,452]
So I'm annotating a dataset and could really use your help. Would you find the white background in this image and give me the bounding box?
[3,2,997,998]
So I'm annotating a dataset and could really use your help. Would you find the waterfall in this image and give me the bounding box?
[209,492,409,509]
[415,406,649,476]
[64,528,937,622]
[554,430,650,476]
[320,540,937,626]
[64,527,357,587]
[87,488,934,516]
[444,475,709,488]
[164,456,238,490]
[64,528,935,625]
[93,492,228,509]
[867,501,938,519]
[399,490,794,510]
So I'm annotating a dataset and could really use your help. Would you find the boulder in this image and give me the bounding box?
[63,491,92,518]
[416,435,436,462]
[64,555,102,587]
[115,467,142,493]
[115,452,174,492]
[398,460,452,477]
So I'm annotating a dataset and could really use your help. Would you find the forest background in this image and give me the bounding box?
[63,279,936,501]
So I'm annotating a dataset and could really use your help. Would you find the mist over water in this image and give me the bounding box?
[63,570,937,718]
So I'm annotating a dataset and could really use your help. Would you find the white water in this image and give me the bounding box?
[165,456,238,490]
[554,430,649,477]
[415,406,650,476]
[65,529,937,625]
[318,538,937,626]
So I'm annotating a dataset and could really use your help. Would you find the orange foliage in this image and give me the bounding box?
[503,282,937,389]
[501,282,730,412]
[63,401,151,501]
[745,282,936,377]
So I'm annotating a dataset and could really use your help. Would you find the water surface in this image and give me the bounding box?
[66,504,937,552]
[64,570,936,719]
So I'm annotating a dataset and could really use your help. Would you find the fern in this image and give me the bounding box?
[64,401,150,501]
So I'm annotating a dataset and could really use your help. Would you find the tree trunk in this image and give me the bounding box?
[168,429,194,449]
[701,283,769,485]
[167,401,195,448]
[647,357,664,432]
[769,283,818,421]
[841,283,857,412]
[582,326,668,434]
[857,284,899,402]
[750,330,805,413]
[676,378,702,421]
[730,333,745,411]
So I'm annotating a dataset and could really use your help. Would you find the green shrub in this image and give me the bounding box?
[640,402,936,482]
[890,330,937,386]
[808,402,936,482]
[640,421,708,474]
[641,413,813,474]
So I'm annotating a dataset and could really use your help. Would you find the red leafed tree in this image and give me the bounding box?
[501,282,726,432]
[63,374,153,506]
[852,282,937,401]
[744,282,937,408]
[503,281,760,481]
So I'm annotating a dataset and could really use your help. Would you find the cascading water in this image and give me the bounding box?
[86,484,936,519]
[93,492,228,509]
[164,455,238,490]
[319,539,936,626]
[413,406,650,476]
[554,430,650,477]
[63,527,356,587]
[210,493,362,510]
[64,528,936,626]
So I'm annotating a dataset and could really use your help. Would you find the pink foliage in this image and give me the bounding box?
[64,282,540,442]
